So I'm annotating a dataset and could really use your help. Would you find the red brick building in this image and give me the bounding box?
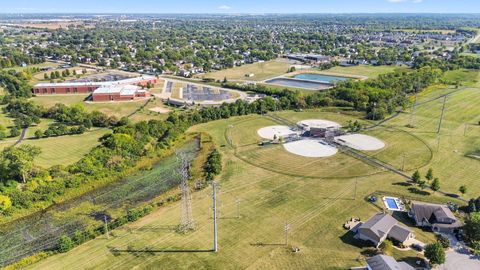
[91,85,151,102]
[32,76,157,95]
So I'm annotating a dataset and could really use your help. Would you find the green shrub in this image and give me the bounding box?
[57,235,74,253]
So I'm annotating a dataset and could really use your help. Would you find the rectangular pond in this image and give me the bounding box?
[293,73,350,83]
[265,78,332,90]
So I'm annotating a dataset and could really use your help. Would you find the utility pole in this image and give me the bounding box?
[402,152,406,171]
[437,96,447,134]
[284,221,290,246]
[235,198,241,219]
[104,215,109,239]
[212,182,218,252]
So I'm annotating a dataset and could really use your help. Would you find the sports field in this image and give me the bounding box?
[200,60,293,81]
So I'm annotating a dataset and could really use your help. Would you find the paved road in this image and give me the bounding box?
[438,234,480,270]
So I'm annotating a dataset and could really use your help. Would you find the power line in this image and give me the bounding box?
[437,95,448,134]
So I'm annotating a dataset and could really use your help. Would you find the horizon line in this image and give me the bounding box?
[1,12,480,15]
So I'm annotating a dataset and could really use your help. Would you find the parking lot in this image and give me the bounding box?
[182,84,232,101]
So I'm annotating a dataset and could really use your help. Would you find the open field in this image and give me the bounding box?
[386,70,480,197]
[20,129,109,168]
[30,95,150,119]
[27,110,460,270]
[323,65,407,79]
[31,67,96,84]
[200,60,294,81]
[442,69,479,86]
[4,62,61,73]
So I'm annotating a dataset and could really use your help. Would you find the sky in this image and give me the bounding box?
[1,0,479,14]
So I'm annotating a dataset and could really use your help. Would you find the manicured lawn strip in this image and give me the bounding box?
[21,129,110,168]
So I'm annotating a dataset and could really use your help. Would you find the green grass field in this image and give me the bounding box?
[200,60,293,81]
[24,71,480,270]
[21,129,109,168]
[26,108,462,270]
[4,62,60,73]
[323,65,407,79]
[31,95,150,119]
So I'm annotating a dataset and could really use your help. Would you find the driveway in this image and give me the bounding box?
[437,234,480,270]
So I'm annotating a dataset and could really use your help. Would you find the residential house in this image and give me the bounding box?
[356,213,415,247]
[409,201,462,233]
[366,254,415,270]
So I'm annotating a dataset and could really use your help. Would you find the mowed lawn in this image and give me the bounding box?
[31,95,149,119]
[323,65,407,79]
[387,70,480,197]
[20,129,109,168]
[200,60,293,81]
[27,112,456,270]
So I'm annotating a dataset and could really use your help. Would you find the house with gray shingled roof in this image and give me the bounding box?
[408,201,462,233]
[366,254,415,270]
[355,213,415,247]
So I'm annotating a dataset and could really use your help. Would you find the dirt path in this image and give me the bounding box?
[13,127,28,146]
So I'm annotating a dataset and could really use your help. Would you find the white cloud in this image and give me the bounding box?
[217,5,232,10]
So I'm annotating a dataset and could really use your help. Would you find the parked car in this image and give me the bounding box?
[411,243,423,252]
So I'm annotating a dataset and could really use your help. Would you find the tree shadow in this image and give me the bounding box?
[339,231,372,249]
[128,225,177,232]
[398,256,427,268]
[407,187,430,196]
[250,242,284,247]
[392,182,412,187]
[108,246,214,255]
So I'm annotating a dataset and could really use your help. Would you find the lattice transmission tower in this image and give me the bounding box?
[177,153,195,233]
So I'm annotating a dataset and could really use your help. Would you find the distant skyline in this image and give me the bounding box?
[1,0,480,14]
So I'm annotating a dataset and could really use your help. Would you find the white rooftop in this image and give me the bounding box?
[34,75,155,88]
[93,84,142,95]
